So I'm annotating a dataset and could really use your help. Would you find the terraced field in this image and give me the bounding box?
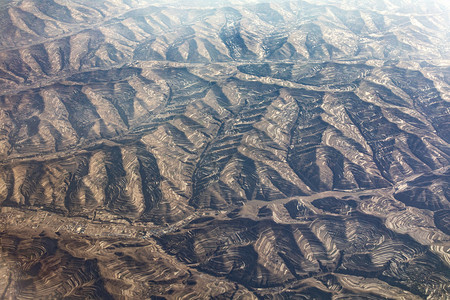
[0,0,449,298]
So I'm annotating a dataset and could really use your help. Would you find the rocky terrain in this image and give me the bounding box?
[0,0,449,299]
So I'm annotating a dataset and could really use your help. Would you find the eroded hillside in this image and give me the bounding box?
[0,0,449,299]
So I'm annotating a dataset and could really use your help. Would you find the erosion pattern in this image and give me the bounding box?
[0,0,449,299]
